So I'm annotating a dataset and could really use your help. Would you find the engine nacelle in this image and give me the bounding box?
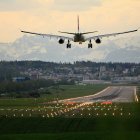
[95,38,101,44]
[58,38,64,44]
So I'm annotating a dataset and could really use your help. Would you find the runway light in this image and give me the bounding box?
[54,112,57,116]
[112,113,115,116]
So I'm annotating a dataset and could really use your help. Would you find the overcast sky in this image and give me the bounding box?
[0,0,140,42]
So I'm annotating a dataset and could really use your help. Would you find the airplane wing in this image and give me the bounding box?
[85,29,138,41]
[21,30,74,41]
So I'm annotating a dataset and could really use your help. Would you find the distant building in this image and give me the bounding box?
[112,76,140,83]
[123,69,129,74]
[12,77,30,82]
[82,80,111,84]
[30,74,39,80]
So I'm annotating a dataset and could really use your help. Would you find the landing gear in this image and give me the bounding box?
[66,40,71,48]
[88,43,92,48]
[88,40,93,48]
[67,44,71,48]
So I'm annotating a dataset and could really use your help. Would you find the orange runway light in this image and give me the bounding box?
[101,101,112,105]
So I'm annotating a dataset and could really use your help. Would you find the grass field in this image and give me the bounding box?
[0,84,140,140]
[0,102,139,140]
[1,132,140,140]
[0,115,140,140]
[0,84,107,107]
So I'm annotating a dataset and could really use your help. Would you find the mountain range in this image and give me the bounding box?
[0,35,140,63]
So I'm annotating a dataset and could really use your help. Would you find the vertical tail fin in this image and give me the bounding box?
[78,15,80,33]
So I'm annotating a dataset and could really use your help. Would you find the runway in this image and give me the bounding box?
[60,86,137,103]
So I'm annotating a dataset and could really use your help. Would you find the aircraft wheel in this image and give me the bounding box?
[67,44,71,48]
[88,44,92,48]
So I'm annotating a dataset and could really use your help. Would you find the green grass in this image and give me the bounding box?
[0,102,139,140]
[0,117,140,134]
[1,132,140,140]
[0,103,138,118]
[0,102,140,134]
[0,85,139,140]
[47,84,108,100]
[0,116,140,140]
[0,84,107,107]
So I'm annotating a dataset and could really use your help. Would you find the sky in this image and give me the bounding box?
[0,0,140,42]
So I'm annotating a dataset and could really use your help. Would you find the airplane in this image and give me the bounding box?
[21,16,139,49]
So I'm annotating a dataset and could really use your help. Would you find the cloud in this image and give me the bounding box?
[0,0,140,42]
[52,0,102,11]
[0,0,40,11]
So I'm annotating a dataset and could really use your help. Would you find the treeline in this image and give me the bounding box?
[0,80,54,98]
[0,80,54,93]
[0,61,139,70]
[0,79,74,98]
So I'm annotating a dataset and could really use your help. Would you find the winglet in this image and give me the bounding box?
[20,29,24,33]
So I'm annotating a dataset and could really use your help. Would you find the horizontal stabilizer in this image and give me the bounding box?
[58,31,75,35]
[81,31,98,35]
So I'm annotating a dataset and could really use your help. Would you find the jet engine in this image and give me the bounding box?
[95,38,101,44]
[58,38,64,44]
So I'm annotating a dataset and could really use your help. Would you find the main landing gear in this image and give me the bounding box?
[66,40,71,48]
[88,40,93,48]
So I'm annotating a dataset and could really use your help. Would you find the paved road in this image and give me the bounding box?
[60,86,136,103]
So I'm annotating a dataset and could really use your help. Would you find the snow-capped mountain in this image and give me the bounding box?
[0,35,140,63]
